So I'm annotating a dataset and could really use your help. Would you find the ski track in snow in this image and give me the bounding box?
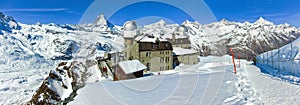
[69,56,264,105]
[246,63,300,104]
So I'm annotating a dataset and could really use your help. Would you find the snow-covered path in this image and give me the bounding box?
[69,56,300,105]
[245,63,300,104]
[69,56,261,105]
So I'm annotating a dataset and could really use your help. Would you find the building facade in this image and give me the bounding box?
[173,47,200,66]
[123,21,173,72]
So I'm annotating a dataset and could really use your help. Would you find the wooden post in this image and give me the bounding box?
[230,48,237,74]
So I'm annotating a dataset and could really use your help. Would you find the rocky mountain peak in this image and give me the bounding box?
[93,14,107,27]
[254,17,274,25]
[0,12,20,32]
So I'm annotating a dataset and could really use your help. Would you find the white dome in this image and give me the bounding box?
[176,25,188,32]
[123,21,137,31]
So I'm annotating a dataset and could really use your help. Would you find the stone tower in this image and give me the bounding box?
[123,21,138,60]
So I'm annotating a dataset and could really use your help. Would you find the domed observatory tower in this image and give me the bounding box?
[175,25,188,35]
[168,25,191,49]
[123,21,138,60]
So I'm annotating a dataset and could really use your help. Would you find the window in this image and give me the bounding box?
[152,44,156,49]
[146,52,151,57]
[160,66,165,71]
[165,57,170,63]
[165,51,169,55]
[160,57,164,63]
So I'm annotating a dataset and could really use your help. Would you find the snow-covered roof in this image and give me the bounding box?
[135,35,168,43]
[173,47,198,55]
[118,60,147,74]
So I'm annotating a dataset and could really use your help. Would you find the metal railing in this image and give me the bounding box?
[256,44,300,77]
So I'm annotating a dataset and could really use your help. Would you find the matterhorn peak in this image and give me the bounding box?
[254,17,274,25]
[93,13,107,27]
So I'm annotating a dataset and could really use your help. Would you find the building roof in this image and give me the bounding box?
[118,60,147,74]
[173,47,198,55]
[123,21,137,31]
[135,35,168,43]
[176,25,188,32]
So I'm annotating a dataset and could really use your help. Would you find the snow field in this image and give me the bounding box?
[69,56,262,105]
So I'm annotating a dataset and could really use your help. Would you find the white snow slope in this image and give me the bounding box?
[69,56,263,105]
[70,56,300,105]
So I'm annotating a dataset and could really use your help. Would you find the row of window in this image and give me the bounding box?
[160,57,170,63]
[160,51,170,55]
[160,66,170,71]
[145,51,170,57]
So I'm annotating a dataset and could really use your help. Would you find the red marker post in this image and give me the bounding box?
[230,48,237,74]
[238,53,240,68]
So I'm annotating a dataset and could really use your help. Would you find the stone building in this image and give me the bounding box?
[165,25,191,49]
[173,47,200,67]
[123,21,173,72]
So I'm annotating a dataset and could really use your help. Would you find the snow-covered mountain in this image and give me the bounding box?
[0,12,123,104]
[140,18,300,60]
[0,12,20,34]
[1,12,300,104]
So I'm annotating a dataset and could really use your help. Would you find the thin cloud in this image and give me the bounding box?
[1,8,68,12]
[261,13,287,17]
[66,10,82,15]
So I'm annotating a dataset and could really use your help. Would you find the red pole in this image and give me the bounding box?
[238,53,240,68]
[230,48,237,74]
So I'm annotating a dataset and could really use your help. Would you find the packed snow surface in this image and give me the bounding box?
[70,55,300,105]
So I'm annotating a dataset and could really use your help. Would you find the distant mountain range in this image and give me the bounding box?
[1,12,300,104]
[140,17,300,60]
[1,12,300,61]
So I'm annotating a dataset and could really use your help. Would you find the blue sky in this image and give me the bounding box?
[1,0,300,27]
